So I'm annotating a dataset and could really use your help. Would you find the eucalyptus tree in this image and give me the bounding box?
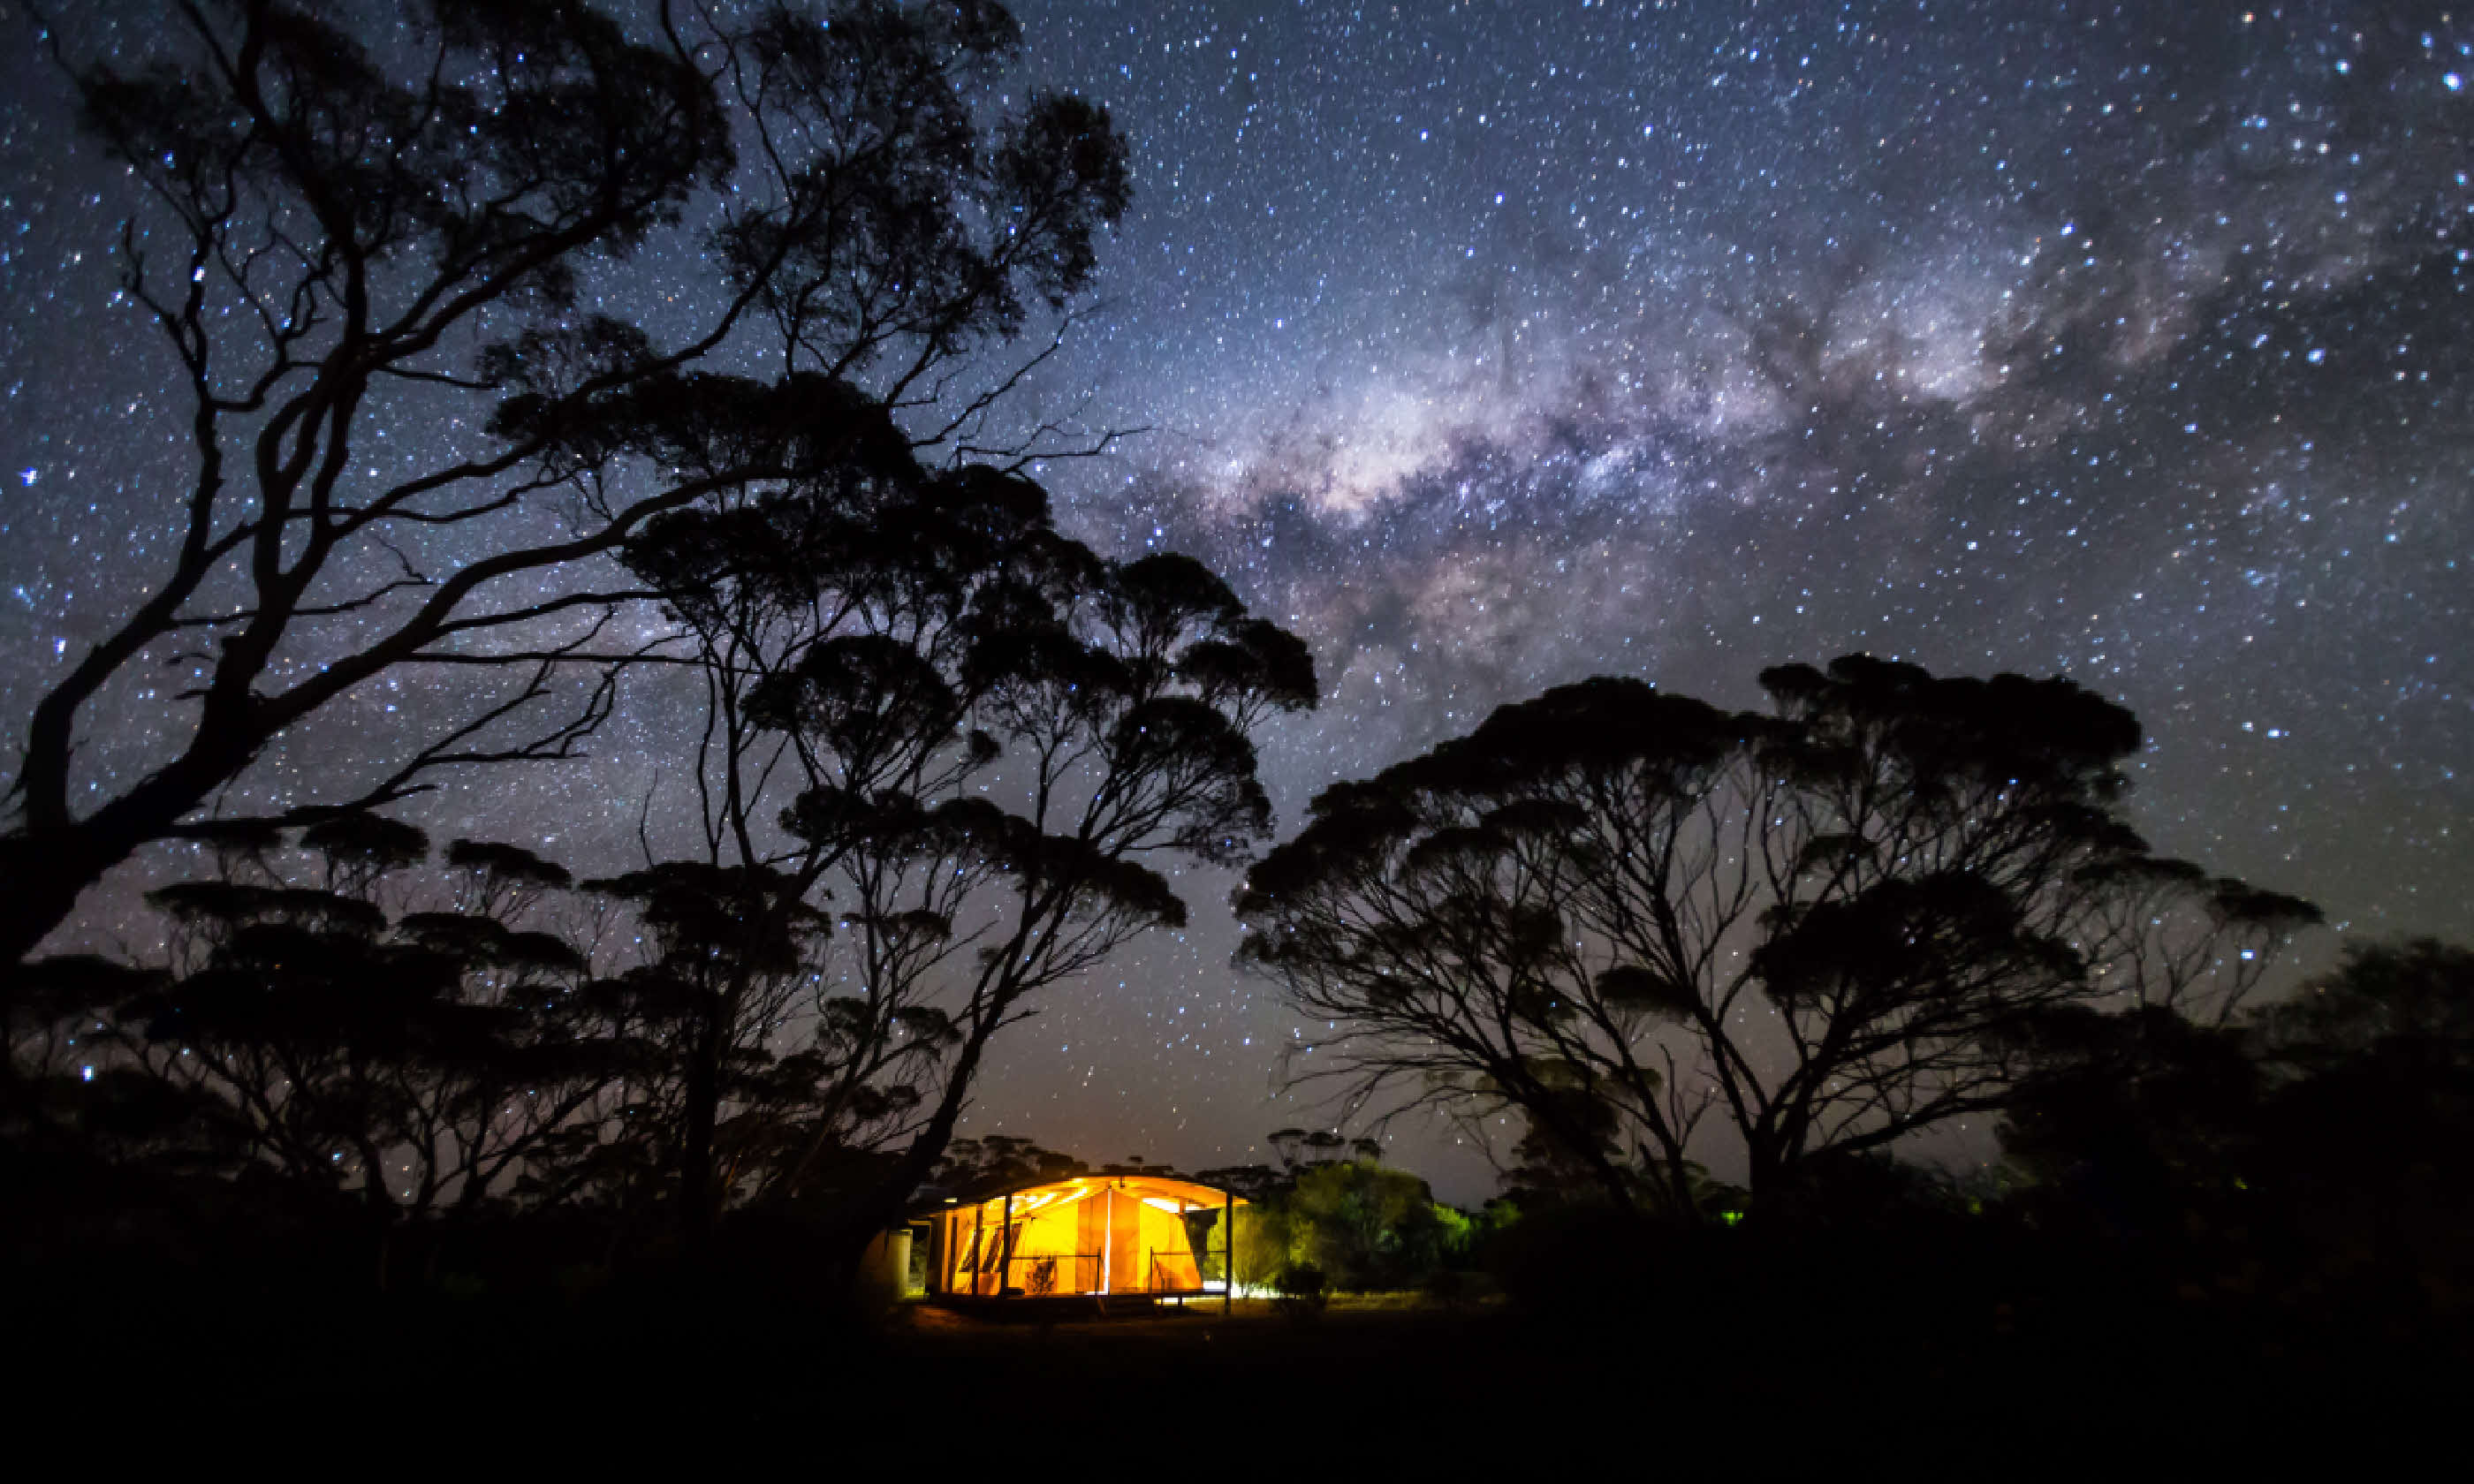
[928,1134,1089,1199]
[3,0,1131,975]
[13,818,620,1243]
[1999,938,2474,1295]
[1236,656,2317,1213]
[610,436,1317,1246]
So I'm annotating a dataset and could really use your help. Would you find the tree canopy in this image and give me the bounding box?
[4,0,1132,974]
[4,2,1324,1286]
[1236,655,2318,1211]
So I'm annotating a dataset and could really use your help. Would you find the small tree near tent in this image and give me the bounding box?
[1235,655,2318,1215]
[1284,1159,1456,1291]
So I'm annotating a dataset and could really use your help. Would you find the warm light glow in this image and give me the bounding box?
[930,1176,1240,1298]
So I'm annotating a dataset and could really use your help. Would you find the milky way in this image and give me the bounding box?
[4,1,2469,1198]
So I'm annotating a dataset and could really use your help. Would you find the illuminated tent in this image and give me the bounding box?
[925,1174,1240,1300]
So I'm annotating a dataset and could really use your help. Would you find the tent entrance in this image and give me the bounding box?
[928,1174,1240,1303]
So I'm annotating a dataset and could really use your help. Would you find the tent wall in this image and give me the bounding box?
[926,1177,1226,1298]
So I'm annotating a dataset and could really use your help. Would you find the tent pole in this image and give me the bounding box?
[969,1200,985,1298]
[1223,1185,1234,1318]
[999,1191,1014,1300]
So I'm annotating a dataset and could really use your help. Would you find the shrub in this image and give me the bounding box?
[1271,1261,1329,1321]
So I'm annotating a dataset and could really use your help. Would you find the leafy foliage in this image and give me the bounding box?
[2003,937,2474,1314]
[2,0,1135,975]
[10,822,628,1229]
[603,382,1315,1250]
[1237,655,2318,1211]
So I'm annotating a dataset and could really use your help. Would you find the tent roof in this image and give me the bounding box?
[925,1172,1245,1216]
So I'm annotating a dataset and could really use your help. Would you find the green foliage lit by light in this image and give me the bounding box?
[1226,1157,1480,1291]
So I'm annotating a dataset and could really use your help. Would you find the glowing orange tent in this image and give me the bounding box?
[925,1174,1240,1301]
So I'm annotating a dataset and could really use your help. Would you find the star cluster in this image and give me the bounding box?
[3,1,2469,1198]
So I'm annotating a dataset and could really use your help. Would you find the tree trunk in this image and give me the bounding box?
[1656,1152,1703,1218]
[0,831,128,972]
[676,1011,724,1251]
[1744,1125,1795,1200]
[810,1029,997,1281]
[3,720,260,973]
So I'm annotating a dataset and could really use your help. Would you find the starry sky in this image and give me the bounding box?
[4,1,2470,1200]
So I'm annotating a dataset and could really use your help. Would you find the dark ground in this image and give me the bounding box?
[23,1278,2461,1458]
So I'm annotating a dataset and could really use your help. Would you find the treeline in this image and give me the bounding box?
[1994,936,2474,1321]
[1401,938,2474,1413]
[1175,940,2474,1355]
[1237,656,2324,1211]
[1218,655,2471,1354]
[3,504,1315,1298]
[10,820,914,1293]
[0,0,1311,1313]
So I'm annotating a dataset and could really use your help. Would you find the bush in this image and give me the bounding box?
[1271,1261,1329,1321]
[1421,1267,1472,1307]
[1480,1201,1666,1318]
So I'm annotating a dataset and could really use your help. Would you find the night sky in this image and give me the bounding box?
[4,1,2470,1200]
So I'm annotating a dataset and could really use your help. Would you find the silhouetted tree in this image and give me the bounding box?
[1238,655,2317,1214]
[2247,939,2474,1306]
[3,0,1130,980]
[605,431,1312,1251]
[7,817,641,1291]
[1191,1162,1288,1205]
[927,1135,1088,1200]
[1997,1003,2265,1246]
[2001,937,2474,1315]
[1493,1098,1629,1209]
[1265,1127,1309,1170]
[1301,1130,1349,1165]
[572,860,836,1236]
[2253,937,2474,1068]
[5,955,242,1185]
